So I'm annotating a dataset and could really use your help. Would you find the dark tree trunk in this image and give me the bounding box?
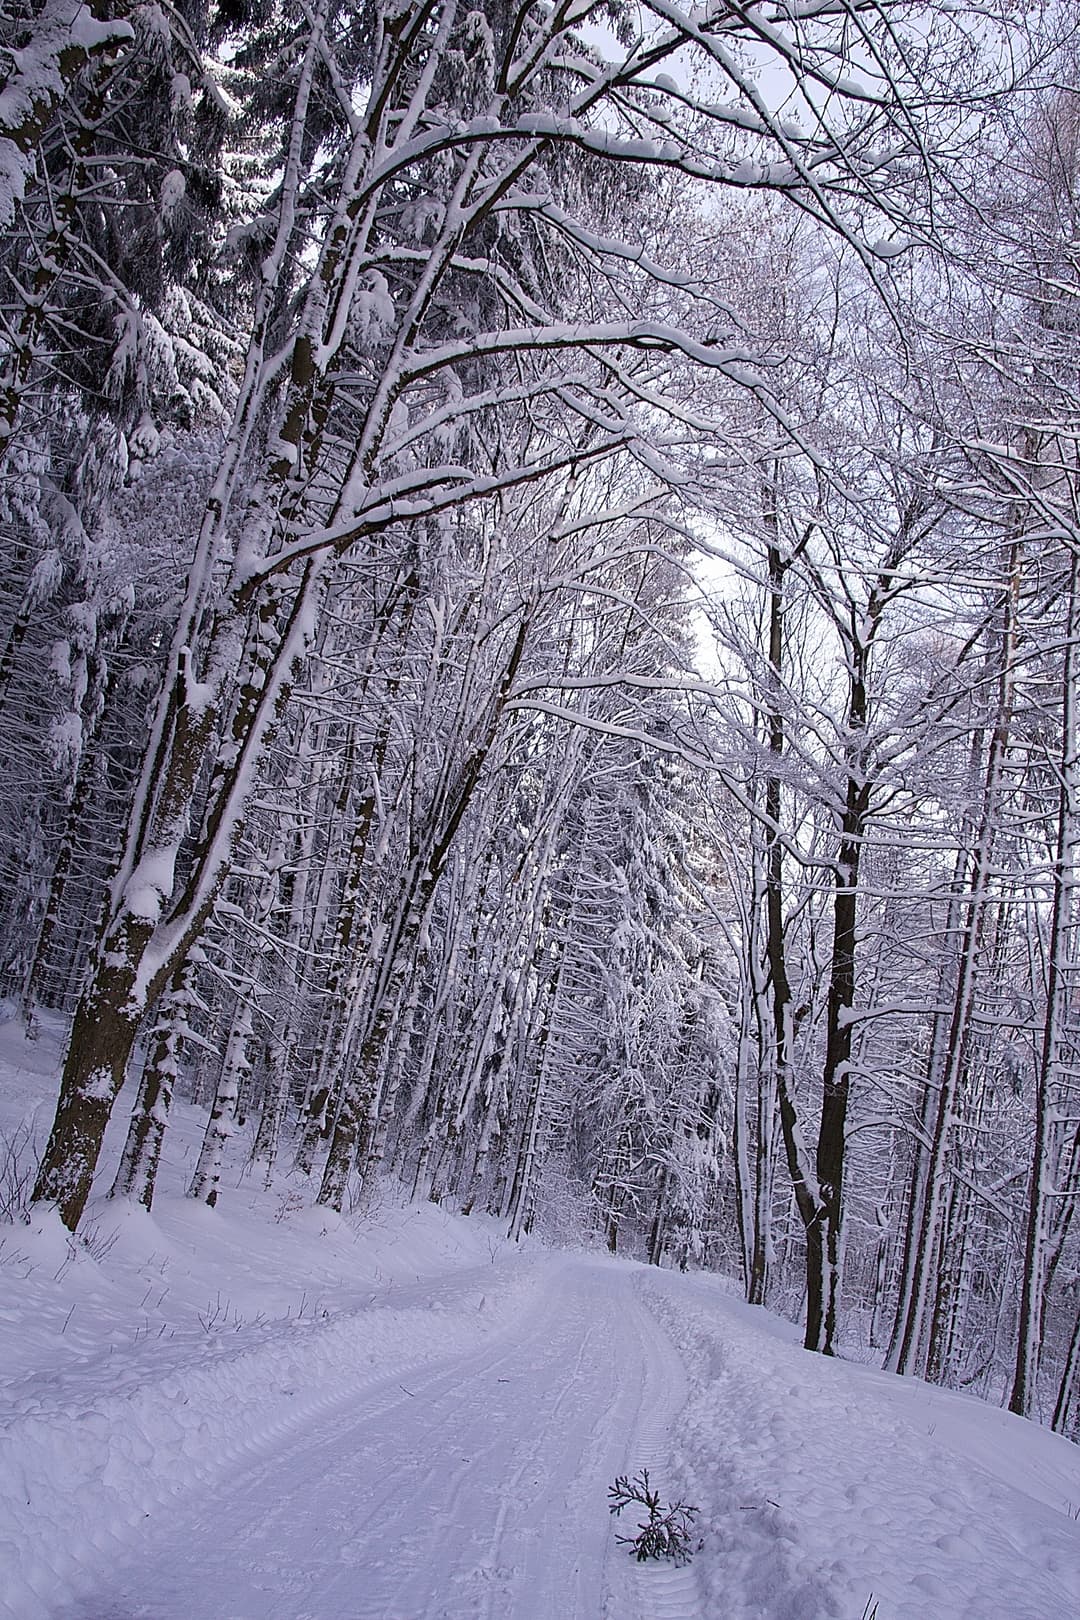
[31,924,153,1228]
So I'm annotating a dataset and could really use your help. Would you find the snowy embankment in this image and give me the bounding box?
[0,1017,535,1619]
[3,1015,1080,1620]
[647,1269,1080,1620]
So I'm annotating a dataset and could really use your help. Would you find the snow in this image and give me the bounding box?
[646,1272,1080,1620]
[29,554,64,609]
[45,712,82,773]
[0,4,133,226]
[121,846,179,924]
[158,170,185,218]
[2,1014,1079,1620]
[871,237,911,260]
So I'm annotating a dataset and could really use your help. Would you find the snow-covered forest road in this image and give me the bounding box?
[47,1258,697,1620]
[8,1236,1075,1620]
[1,1023,1078,1620]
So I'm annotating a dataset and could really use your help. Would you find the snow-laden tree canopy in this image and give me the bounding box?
[2,0,1079,1431]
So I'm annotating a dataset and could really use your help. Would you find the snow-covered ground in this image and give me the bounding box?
[2,1016,1079,1620]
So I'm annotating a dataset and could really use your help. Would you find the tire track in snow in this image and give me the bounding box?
[607,1273,706,1620]
[3,1258,536,1620]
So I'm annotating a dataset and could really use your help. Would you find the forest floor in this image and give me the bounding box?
[2,1017,1080,1620]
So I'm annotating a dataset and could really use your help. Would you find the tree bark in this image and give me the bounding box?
[1009,551,1078,1415]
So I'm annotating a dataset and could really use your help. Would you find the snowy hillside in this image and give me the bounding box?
[2,1019,1079,1620]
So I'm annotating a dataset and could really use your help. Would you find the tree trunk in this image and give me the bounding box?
[110,960,194,1207]
[892,537,1021,1376]
[1052,1304,1080,1437]
[1010,552,1078,1415]
[188,995,255,1207]
[31,919,154,1228]
[761,529,823,1344]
